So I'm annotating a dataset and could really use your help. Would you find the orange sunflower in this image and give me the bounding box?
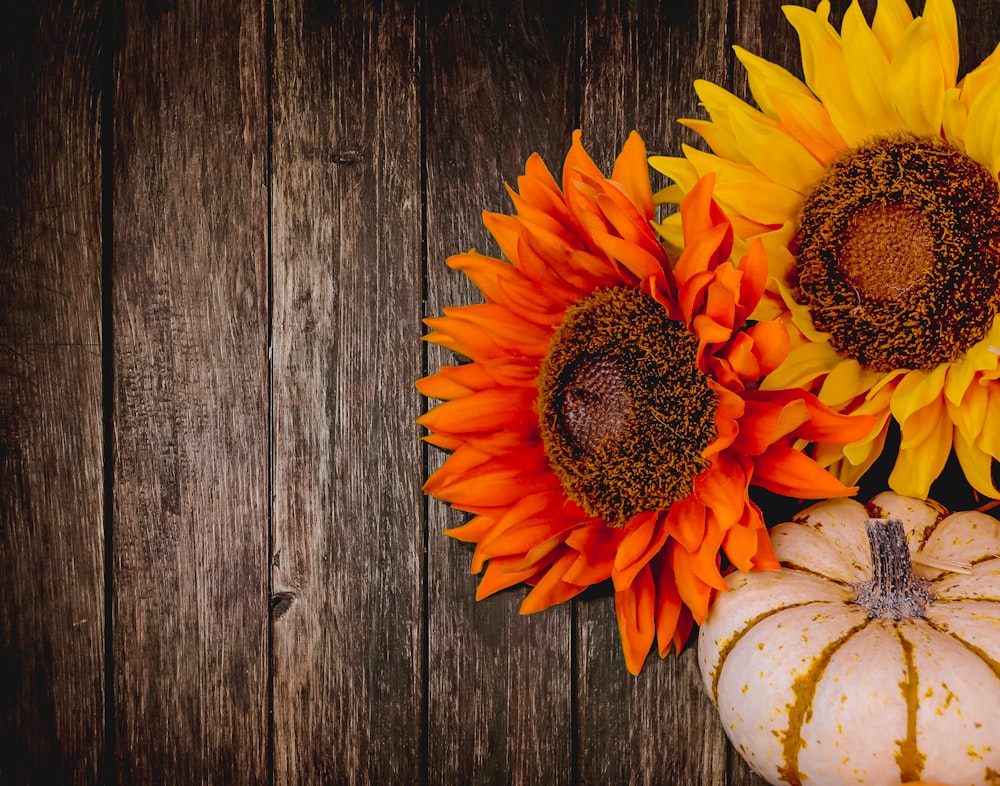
[418,130,874,674]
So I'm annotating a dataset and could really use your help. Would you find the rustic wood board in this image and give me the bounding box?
[0,1,105,782]
[110,0,270,781]
[269,1,425,783]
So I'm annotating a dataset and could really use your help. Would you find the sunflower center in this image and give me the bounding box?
[793,134,1000,372]
[561,357,630,454]
[537,286,717,526]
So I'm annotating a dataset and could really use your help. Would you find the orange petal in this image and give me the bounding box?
[746,320,791,377]
[615,566,657,675]
[443,513,499,545]
[735,238,769,313]
[745,387,877,444]
[679,173,731,249]
[752,444,858,499]
[521,550,587,613]
[476,556,540,599]
[664,494,706,553]
[693,455,748,531]
[612,512,670,591]
[427,451,559,509]
[417,386,538,437]
[653,555,684,657]
[688,518,728,592]
[670,545,714,624]
[611,129,655,219]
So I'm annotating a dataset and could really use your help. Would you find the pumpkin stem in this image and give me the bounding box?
[852,517,934,619]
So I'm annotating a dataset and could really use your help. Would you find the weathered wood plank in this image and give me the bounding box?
[423,1,577,782]
[0,2,105,782]
[111,0,269,781]
[269,2,425,783]
[572,1,734,783]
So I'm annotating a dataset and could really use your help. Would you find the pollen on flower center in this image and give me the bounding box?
[537,286,717,526]
[792,134,1000,372]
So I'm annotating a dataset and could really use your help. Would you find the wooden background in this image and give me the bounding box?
[2,0,998,783]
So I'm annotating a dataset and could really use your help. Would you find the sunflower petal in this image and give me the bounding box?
[611,130,655,219]
[963,79,1000,176]
[616,566,657,675]
[871,0,914,55]
[613,513,670,591]
[783,1,871,146]
[888,17,948,135]
[889,400,953,499]
[654,555,686,657]
[953,415,1000,499]
[521,551,587,614]
[476,556,539,599]
[671,545,714,624]
[841,0,899,135]
[753,444,858,499]
[734,45,846,163]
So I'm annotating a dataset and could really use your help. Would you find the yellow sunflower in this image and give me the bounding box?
[650,0,1000,501]
[418,131,872,673]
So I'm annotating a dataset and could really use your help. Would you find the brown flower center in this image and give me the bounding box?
[537,286,717,525]
[793,134,1000,372]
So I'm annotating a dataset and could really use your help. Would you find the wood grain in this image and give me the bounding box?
[0,2,105,782]
[269,2,425,783]
[111,0,270,781]
[423,1,577,782]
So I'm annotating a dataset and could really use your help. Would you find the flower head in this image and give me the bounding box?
[651,0,1000,501]
[419,131,873,673]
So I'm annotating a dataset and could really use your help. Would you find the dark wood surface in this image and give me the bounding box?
[1,0,997,783]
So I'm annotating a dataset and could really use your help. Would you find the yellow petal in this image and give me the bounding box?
[678,118,750,166]
[889,364,948,426]
[888,400,952,499]
[648,154,700,193]
[783,1,871,146]
[871,0,914,56]
[726,109,825,192]
[693,79,764,137]
[963,79,1000,177]
[941,86,968,148]
[682,146,802,227]
[943,324,1000,407]
[841,0,899,135]
[817,357,881,409]
[946,377,988,443]
[923,0,960,87]
[954,427,1000,498]
[888,17,947,135]
[734,45,846,163]
[979,383,1000,459]
[958,42,1000,106]
[761,338,840,391]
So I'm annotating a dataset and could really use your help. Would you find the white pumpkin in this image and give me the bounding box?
[699,492,1000,786]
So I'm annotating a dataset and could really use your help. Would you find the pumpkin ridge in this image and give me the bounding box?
[777,561,851,587]
[921,618,1000,688]
[894,627,926,783]
[709,598,832,704]
[777,621,868,786]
